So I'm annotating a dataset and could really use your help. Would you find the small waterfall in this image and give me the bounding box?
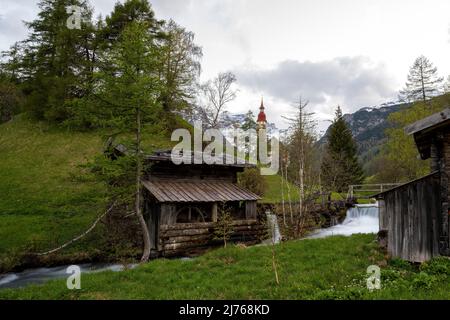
[265,212,282,244]
[307,203,379,239]
[345,204,379,220]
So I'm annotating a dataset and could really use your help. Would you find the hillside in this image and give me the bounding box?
[319,102,410,162]
[0,115,292,271]
[0,115,175,270]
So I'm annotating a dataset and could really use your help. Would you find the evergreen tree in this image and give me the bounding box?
[241,110,257,131]
[100,0,163,48]
[399,55,443,103]
[92,21,162,262]
[9,0,95,121]
[321,106,364,192]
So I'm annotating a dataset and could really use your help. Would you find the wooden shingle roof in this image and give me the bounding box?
[404,108,450,159]
[142,180,261,203]
[405,108,450,136]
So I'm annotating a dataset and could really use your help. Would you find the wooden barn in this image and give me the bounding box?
[375,108,450,262]
[141,150,265,257]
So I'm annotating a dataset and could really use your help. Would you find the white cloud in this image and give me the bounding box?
[1,0,449,133]
[235,56,398,112]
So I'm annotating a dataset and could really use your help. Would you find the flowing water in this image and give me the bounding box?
[0,263,137,289]
[307,204,379,239]
[263,213,282,244]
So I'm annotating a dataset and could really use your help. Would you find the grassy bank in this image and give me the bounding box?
[1,234,449,299]
[0,115,173,269]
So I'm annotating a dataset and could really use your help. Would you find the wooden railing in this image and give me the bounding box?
[347,183,403,200]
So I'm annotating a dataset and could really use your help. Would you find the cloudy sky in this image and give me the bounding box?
[1,0,450,133]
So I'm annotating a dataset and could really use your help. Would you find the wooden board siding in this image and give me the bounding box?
[440,131,450,254]
[245,201,257,219]
[145,161,243,183]
[159,220,266,256]
[378,172,441,262]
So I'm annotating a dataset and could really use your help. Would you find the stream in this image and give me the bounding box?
[307,203,379,239]
[0,263,137,289]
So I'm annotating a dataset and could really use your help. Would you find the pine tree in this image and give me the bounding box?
[241,110,257,131]
[399,55,443,103]
[9,0,95,121]
[100,0,163,48]
[93,21,162,262]
[321,106,364,193]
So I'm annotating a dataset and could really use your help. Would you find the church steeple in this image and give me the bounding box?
[257,97,267,130]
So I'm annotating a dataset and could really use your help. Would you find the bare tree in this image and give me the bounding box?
[399,55,443,103]
[444,75,450,94]
[283,97,318,236]
[196,72,237,128]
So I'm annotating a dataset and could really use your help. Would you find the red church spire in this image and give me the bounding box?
[257,97,267,123]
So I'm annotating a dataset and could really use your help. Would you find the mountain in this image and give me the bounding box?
[319,102,410,162]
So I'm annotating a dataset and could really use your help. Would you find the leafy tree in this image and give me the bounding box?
[321,106,364,192]
[158,20,202,115]
[92,21,162,262]
[399,55,443,103]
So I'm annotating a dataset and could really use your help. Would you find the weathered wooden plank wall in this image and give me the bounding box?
[379,172,441,262]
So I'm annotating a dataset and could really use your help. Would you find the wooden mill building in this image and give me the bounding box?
[375,108,450,262]
[141,150,265,257]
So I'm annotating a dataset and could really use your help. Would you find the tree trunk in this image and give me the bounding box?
[136,107,152,262]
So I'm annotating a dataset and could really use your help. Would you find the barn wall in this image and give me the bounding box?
[145,162,241,183]
[381,172,441,262]
[440,132,450,254]
[245,201,257,219]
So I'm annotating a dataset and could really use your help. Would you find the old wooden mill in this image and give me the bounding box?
[141,150,265,257]
[375,108,450,262]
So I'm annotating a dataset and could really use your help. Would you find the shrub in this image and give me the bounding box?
[411,272,437,290]
[237,168,267,196]
[0,81,23,123]
[420,257,450,276]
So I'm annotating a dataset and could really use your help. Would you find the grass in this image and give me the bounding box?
[0,234,448,299]
[262,174,356,204]
[261,174,300,203]
[0,115,172,268]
